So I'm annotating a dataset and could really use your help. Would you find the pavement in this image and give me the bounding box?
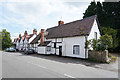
[1,51,119,78]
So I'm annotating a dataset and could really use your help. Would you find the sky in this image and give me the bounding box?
[0,0,104,41]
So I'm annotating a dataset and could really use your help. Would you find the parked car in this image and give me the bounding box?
[6,48,10,52]
[6,47,16,52]
[24,49,34,54]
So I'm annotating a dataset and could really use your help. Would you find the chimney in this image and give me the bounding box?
[24,31,28,36]
[40,29,44,45]
[33,29,37,34]
[19,34,21,38]
[58,20,64,26]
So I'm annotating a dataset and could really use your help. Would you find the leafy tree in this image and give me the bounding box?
[91,39,98,51]
[83,1,120,52]
[83,2,97,18]
[86,34,113,51]
[1,29,12,50]
[101,27,118,49]
[100,34,113,49]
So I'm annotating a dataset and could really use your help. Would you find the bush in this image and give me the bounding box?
[85,34,113,51]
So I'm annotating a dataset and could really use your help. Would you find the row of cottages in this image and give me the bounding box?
[30,15,101,59]
[13,29,38,52]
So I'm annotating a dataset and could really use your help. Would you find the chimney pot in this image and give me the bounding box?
[33,29,37,34]
[24,31,28,36]
[58,21,64,26]
[19,34,21,38]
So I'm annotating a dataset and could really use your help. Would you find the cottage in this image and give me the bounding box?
[14,29,38,51]
[30,33,41,53]
[38,15,101,59]
[15,34,21,51]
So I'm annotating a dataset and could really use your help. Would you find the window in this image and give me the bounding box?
[73,45,80,55]
[47,46,51,51]
[94,32,97,39]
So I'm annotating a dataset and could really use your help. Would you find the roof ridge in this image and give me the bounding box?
[46,15,97,30]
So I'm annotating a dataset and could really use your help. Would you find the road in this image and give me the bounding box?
[1,51,118,78]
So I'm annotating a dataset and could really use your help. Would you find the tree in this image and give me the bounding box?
[83,1,120,52]
[85,34,113,51]
[1,29,12,50]
[101,27,118,49]
[100,34,113,49]
[83,2,97,18]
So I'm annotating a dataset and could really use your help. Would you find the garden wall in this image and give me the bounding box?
[88,50,109,62]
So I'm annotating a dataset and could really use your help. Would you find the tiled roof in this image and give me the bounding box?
[46,15,97,39]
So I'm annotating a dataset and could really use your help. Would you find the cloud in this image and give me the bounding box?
[0,0,104,41]
[0,0,89,33]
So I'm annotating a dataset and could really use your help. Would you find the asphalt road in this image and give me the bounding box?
[1,51,118,78]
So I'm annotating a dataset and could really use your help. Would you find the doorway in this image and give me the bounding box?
[59,46,62,56]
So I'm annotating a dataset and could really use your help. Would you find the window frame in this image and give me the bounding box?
[47,46,51,52]
[73,45,80,55]
[94,32,97,39]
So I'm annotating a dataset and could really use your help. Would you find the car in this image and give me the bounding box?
[6,48,10,52]
[24,49,28,54]
[24,49,34,54]
[6,47,16,52]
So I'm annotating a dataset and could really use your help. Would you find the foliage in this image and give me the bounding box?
[101,27,118,49]
[97,43,106,51]
[91,39,98,51]
[85,40,91,49]
[85,34,113,51]
[1,29,13,50]
[83,1,120,52]
[83,2,97,18]
[108,54,118,63]
[100,34,113,49]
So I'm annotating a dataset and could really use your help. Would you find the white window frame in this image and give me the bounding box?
[73,45,80,55]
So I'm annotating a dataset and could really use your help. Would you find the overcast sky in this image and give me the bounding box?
[0,0,104,41]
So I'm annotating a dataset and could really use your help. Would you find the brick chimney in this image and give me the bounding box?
[40,29,44,45]
[33,29,37,34]
[58,20,64,26]
[24,31,28,36]
[19,34,21,38]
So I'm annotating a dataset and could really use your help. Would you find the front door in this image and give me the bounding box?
[59,46,62,56]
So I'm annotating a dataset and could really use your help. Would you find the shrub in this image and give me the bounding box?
[85,34,113,51]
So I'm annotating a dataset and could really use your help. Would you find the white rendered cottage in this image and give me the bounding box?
[38,15,101,59]
[23,29,37,51]
[14,29,37,51]
[15,34,21,51]
[30,33,41,53]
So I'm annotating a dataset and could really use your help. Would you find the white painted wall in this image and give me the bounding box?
[38,47,46,54]
[87,19,101,50]
[16,40,19,50]
[63,36,86,58]
[19,39,23,50]
[88,19,101,40]
[46,37,86,58]
[23,37,28,50]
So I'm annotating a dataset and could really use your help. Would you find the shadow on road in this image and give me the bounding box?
[17,52,102,67]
